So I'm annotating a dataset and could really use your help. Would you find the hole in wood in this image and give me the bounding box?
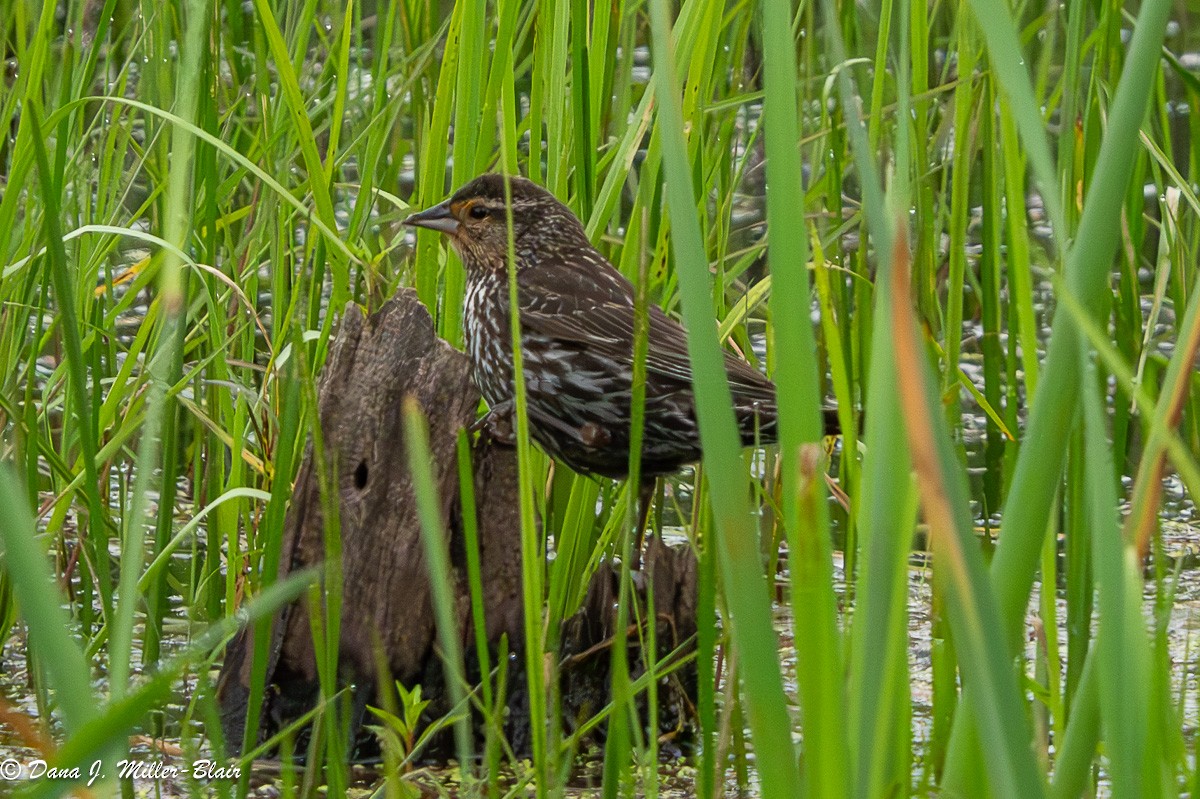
[354,459,369,489]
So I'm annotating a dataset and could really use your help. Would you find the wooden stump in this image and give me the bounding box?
[216,289,697,760]
[559,535,700,756]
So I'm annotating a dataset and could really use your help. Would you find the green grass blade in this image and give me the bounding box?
[249,0,347,309]
[962,0,1065,250]
[109,0,207,704]
[26,108,113,626]
[403,400,473,774]
[445,0,488,348]
[943,0,1173,785]
[888,234,1046,796]
[0,464,96,734]
[760,0,848,794]
[1080,362,1151,797]
[497,166,551,796]
[649,2,800,795]
[987,0,1171,646]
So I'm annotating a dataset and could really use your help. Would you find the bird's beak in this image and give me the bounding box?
[403,200,459,235]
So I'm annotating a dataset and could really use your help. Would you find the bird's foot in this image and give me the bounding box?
[471,401,516,445]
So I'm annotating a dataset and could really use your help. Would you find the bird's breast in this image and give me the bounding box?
[464,275,513,407]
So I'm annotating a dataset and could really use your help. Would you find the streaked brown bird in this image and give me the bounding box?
[405,174,838,561]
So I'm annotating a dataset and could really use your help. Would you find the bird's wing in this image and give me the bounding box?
[516,256,774,401]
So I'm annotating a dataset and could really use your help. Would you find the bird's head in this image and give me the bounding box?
[403,174,588,271]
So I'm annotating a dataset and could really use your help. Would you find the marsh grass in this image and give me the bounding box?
[0,0,1198,795]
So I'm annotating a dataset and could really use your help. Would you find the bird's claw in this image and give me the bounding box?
[471,401,516,445]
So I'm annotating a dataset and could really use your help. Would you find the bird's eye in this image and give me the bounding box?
[468,205,490,220]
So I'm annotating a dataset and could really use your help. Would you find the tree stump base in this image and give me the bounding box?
[216,290,698,761]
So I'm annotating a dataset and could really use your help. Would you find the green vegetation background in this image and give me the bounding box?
[0,0,1198,796]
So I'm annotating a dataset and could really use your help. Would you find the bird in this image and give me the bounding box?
[404,173,840,565]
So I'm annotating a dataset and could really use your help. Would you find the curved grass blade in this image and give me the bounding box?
[27,96,358,266]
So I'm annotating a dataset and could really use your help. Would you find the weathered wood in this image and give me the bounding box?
[559,535,699,755]
[217,290,527,752]
[217,289,697,759]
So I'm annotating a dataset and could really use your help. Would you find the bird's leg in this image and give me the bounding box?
[470,399,516,445]
[630,478,657,572]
